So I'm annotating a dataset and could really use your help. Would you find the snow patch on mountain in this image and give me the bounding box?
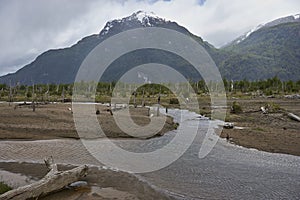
[234,23,264,44]
[245,24,264,38]
[132,11,166,26]
[99,11,167,36]
[136,11,159,24]
[228,13,300,46]
[101,22,114,36]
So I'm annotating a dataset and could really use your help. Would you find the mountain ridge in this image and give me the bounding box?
[221,20,300,80]
[224,13,300,47]
[0,11,299,85]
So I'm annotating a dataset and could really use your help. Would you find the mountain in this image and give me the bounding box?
[0,12,299,85]
[0,11,215,85]
[225,14,300,46]
[221,14,300,80]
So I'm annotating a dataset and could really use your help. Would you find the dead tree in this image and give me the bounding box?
[142,89,145,107]
[44,84,49,103]
[0,88,3,100]
[61,86,65,103]
[156,86,161,117]
[8,80,12,106]
[0,157,88,200]
[133,90,137,108]
[157,94,161,117]
[32,82,35,112]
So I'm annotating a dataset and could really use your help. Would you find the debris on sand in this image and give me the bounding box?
[287,113,300,122]
[224,122,234,129]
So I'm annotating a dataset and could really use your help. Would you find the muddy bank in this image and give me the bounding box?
[220,98,300,156]
[0,162,174,200]
[0,103,176,140]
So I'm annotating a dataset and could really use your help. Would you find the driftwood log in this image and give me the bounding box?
[0,157,88,200]
[287,113,300,122]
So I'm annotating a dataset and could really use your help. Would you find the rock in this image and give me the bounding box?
[68,181,88,190]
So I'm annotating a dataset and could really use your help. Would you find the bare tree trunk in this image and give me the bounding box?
[157,94,161,117]
[45,84,49,103]
[157,87,161,117]
[32,100,36,112]
[142,89,145,107]
[61,86,65,103]
[133,90,137,108]
[25,86,28,101]
[32,83,35,112]
[9,80,12,106]
[0,157,88,200]
[288,113,300,122]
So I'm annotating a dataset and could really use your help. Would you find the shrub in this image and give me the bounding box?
[265,102,281,113]
[231,101,243,114]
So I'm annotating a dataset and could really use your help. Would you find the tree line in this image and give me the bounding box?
[0,76,299,102]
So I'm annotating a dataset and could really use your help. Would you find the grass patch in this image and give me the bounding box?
[0,182,12,194]
[253,127,266,132]
[265,102,283,113]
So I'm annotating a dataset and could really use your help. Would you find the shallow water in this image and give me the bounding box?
[147,109,300,199]
[0,108,299,199]
[105,108,300,199]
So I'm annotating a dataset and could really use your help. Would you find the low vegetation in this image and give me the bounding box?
[0,182,11,194]
[231,101,243,114]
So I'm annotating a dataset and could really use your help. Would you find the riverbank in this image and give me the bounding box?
[220,97,300,156]
[0,162,172,200]
[0,97,299,155]
[0,106,299,199]
[0,102,176,140]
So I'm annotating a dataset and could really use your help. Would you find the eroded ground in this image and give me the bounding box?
[220,98,300,156]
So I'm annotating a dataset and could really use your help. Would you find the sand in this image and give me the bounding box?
[0,102,176,199]
[0,162,171,200]
[220,98,300,156]
[0,102,176,140]
[0,98,300,199]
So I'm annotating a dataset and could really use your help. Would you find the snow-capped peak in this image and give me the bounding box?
[131,10,166,26]
[100,21,114,36]
[227,13,300,46]
[99,11,167,36]
[135,11,159,23]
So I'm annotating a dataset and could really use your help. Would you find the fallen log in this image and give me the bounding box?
[0,157,88,200]
[287,113,300,122]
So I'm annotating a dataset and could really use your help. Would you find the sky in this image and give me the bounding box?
[0,0,299,76]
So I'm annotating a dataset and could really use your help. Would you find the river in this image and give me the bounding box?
[0,108,299,199]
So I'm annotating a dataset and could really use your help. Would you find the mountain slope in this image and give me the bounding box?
[0,12,299,84]
[0,11,216,85]
[225,14,300,46]
[221,19,300,80]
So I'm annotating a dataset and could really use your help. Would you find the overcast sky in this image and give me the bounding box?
[0,0,299,76]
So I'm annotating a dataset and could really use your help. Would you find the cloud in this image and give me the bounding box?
[0,0,299,76]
